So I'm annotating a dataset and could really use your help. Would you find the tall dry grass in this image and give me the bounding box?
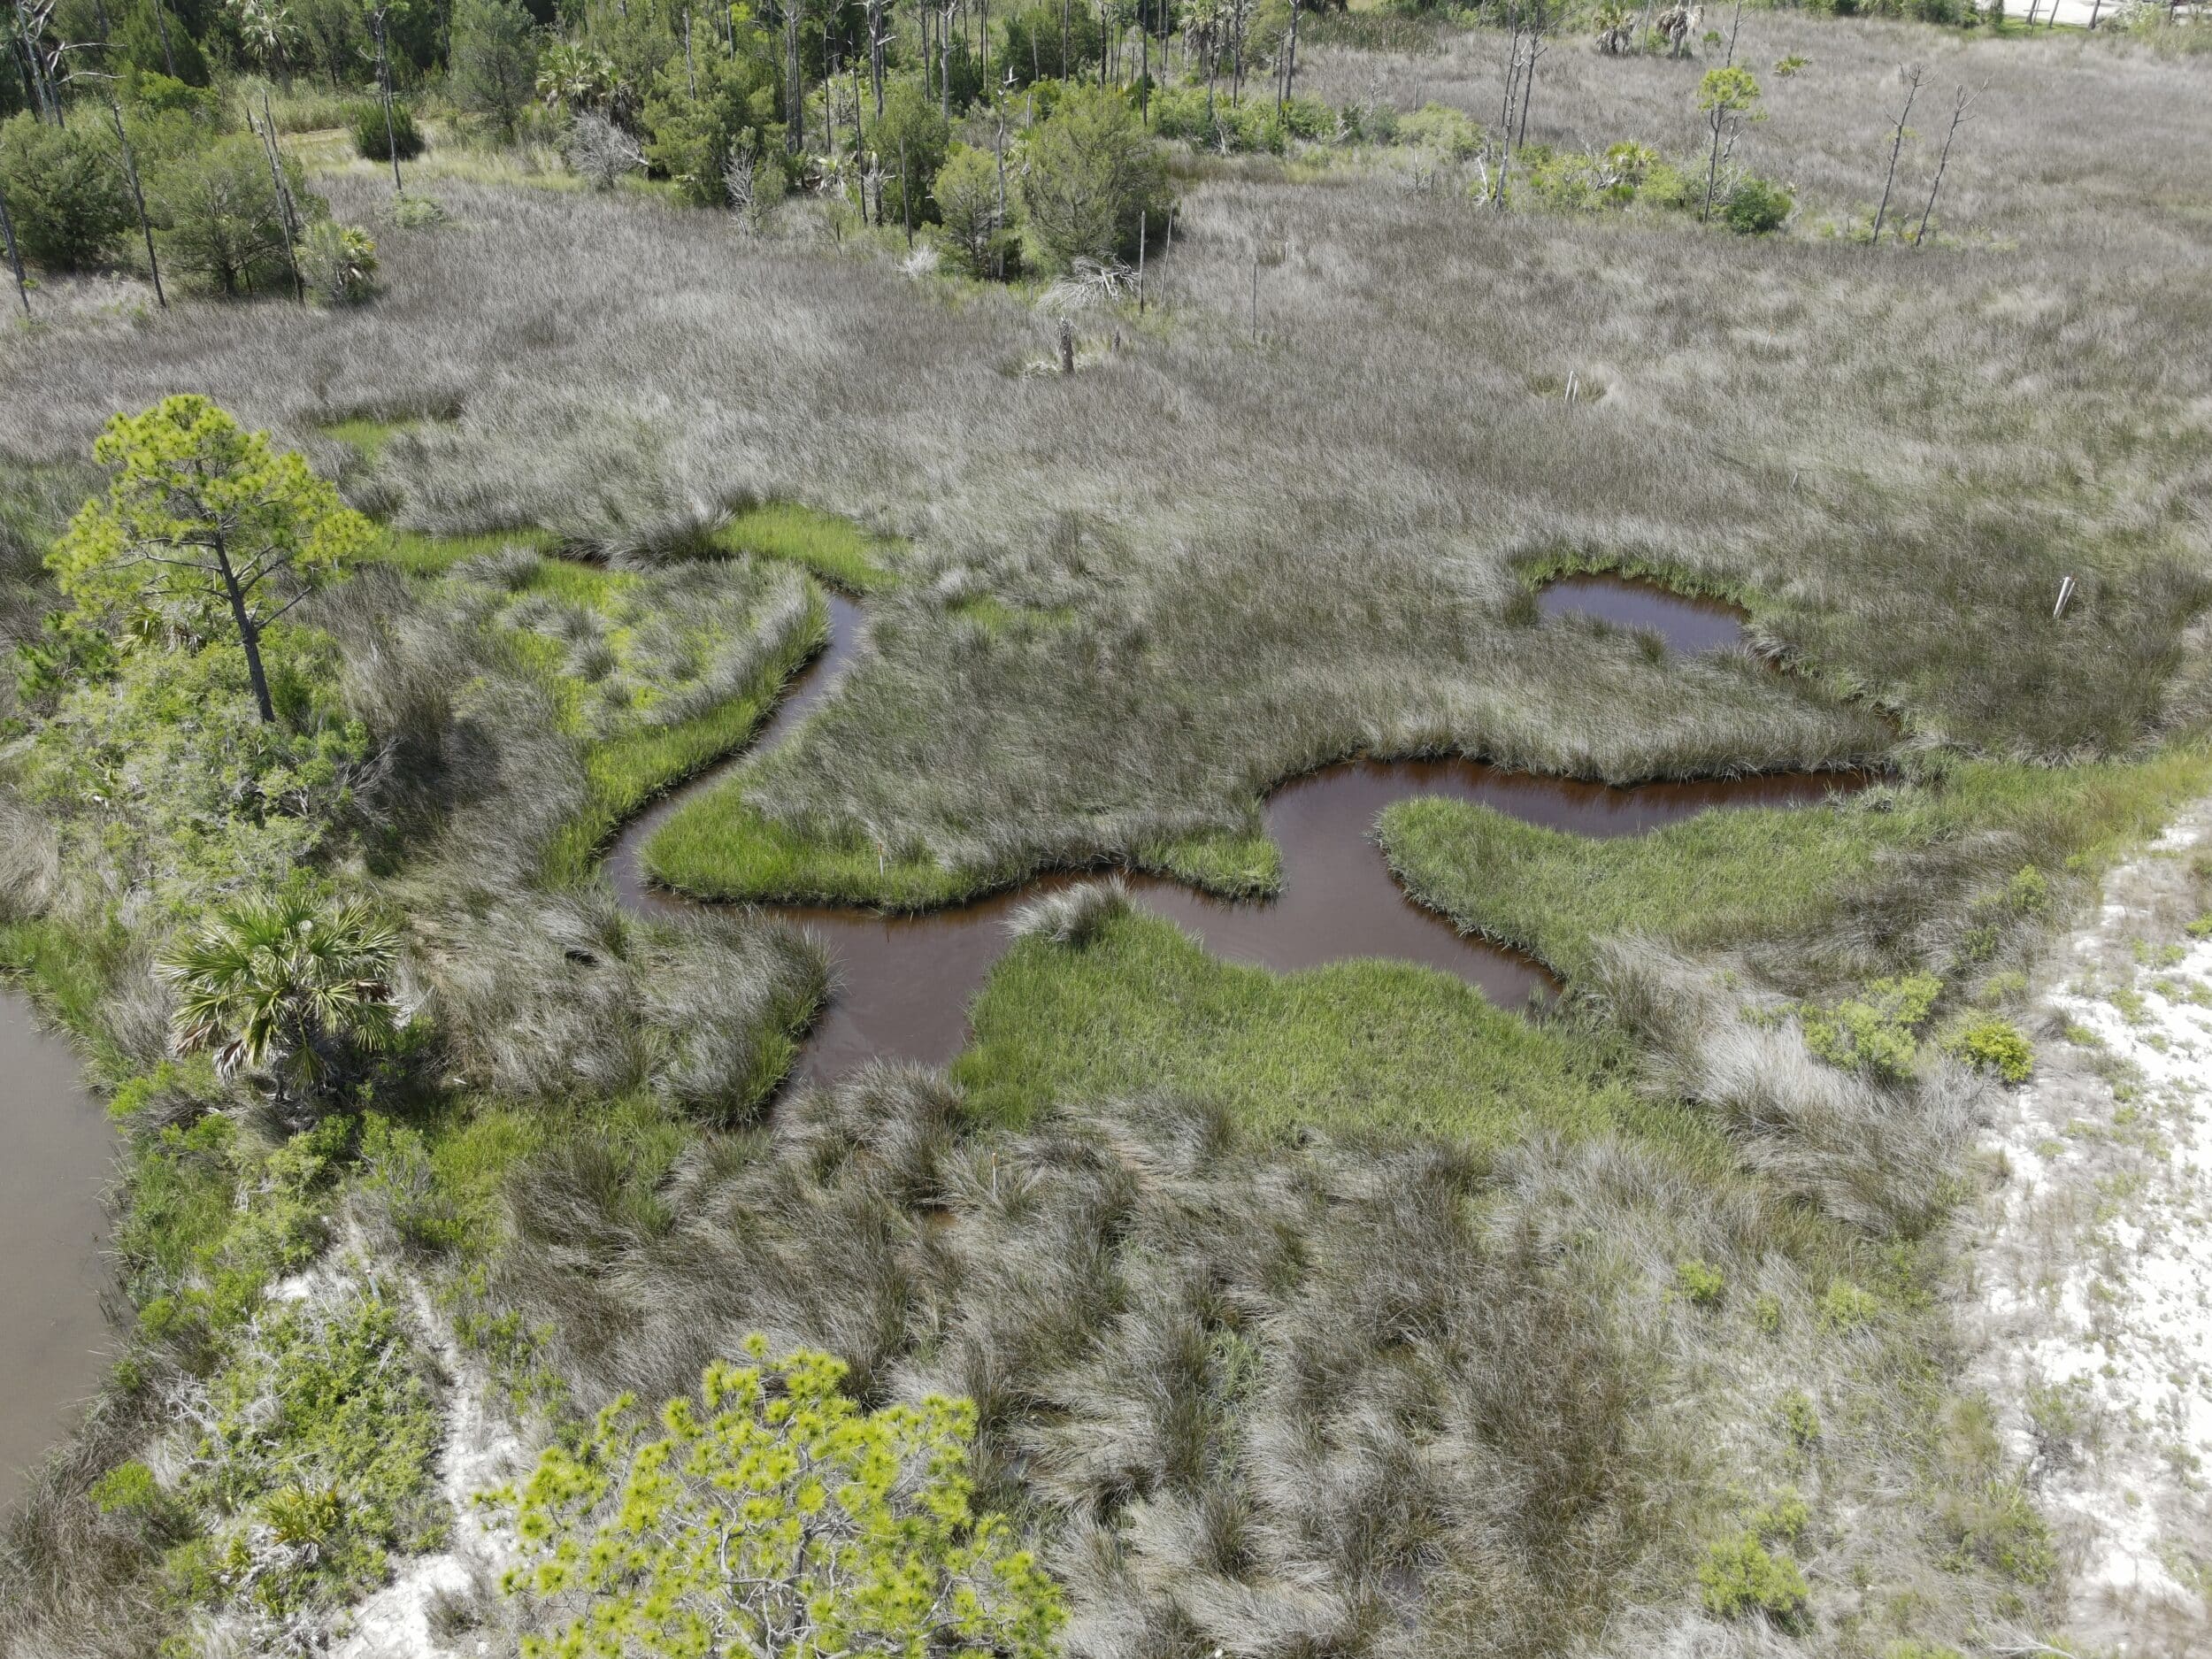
[456,1063,2041,1656]
[1,19,2202,872]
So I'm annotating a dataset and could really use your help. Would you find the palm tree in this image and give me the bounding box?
[158,895,402,1110]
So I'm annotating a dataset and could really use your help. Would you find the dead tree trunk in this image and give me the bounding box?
[869,0,885,116]
[1912,80,1980,247]
[786,0,804,153]
[252,99,304,303]
[109,88,165,307]
[1517,30,1545,150]
[1871,62,1924,246]
[371,7,403,196]
[1493,9,1524,208]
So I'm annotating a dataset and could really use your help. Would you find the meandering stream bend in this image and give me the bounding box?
[0,575,1845,1517]
[611,580,1856,1085]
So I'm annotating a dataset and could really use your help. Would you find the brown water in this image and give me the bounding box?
[610,580,1855,1084]
[0,987,113,1514]
[1537,573,1747,654]
[0,578,1794,1519]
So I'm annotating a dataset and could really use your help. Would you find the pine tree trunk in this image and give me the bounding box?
[214,536,277,725]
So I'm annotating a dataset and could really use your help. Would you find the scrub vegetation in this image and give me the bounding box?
[1,4,2209,1659]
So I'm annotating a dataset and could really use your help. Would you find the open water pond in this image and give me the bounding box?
[1535,572,1748,654]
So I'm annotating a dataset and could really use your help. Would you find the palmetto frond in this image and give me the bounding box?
[157,894,401,1094]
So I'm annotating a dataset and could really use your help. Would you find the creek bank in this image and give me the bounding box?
[610,579,1862,1084]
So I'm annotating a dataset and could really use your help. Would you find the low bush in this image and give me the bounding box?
[1723,175,1794,234]
[1152,88,1334,155]
[1803,973,1940,1081]
[1394,100,1484,159]
[1945,1015,2032,1084]
[1819,1279,1880,1330]
[351,101,425,163]
[1675,1257,1726,1308]
[296,220,379,305]
[1778,1388,1821,1448]
[1698,1530,1809,1621]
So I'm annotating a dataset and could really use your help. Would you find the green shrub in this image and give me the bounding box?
[1395,101,1482,160]
[296,219,379,304]
[642,23,783,207]
[392,193,448,229]
[1698,1531,1809,1621]
[1721,175,1793,234]
[1947,1015,2033,1083]
[1819,1279,1880,1330]
[865,74,951,226]
[90,1458,182,1538]
[1803,972,1940,1079]
[1752,1486,1810,1543]
[2006,864,2051,914]
[1675,1256,1726,1308]
[182,1292,445,1623]
[1778,1388,1821,1448]
[1020,86,1173,272]
[0,112,133,270]
[933,142,1018,277]
[351,100,424,163]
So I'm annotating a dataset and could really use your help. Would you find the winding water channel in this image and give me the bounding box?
[0,574,1849,1514]
[611,576,1857,1084]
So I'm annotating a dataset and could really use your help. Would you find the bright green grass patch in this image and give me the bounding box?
[371,525,559,577]
[318,416,419,466]
[1136,826,1283,898]
[1380,749,2212,982]
[542,592,827,888]
[951,908,1686,1152]
[649,800,1285,910]
[646,790,982,908]
[948,595,1077,634]
[0,917,124,1064]
[707,503,901,593]
[366,1090,694,1263]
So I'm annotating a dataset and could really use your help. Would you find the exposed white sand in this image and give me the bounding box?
[1965,808,2212,1655]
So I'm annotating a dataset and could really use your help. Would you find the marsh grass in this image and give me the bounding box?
[427,1061,2048,1657]
[952,904,1657,1147]
[1382,749,2212,987]
[542,588,827,887]
[306,543,833,1117]
[3,18,2201,1654]
[10,18,2202,881]
[704,502,903,594]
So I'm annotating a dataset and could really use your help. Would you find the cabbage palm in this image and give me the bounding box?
[158,894,401,1107]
